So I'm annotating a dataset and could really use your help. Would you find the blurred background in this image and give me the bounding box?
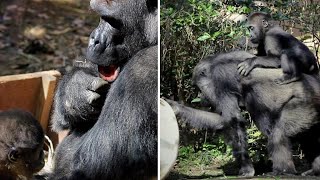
[161,0,320,178]
[0,0,98,76]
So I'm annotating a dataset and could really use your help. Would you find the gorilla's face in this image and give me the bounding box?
[19,145,45,174]
[247,23,264,44]
[87,0,157,82]
[247,19,267,44]
[192,61,214,103]
[0,146,44,179]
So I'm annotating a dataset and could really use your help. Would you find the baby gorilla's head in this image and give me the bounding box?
[0,109,45,179]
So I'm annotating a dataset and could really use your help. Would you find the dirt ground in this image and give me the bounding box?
[0,0,98,76]
[165,145,315,179]
[167,159,318,180]
[166,163,317,180]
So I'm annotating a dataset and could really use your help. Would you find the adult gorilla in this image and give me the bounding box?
[50,0,158,179]
[169,51,320,176]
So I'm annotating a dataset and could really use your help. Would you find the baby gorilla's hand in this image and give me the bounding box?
[237,57,256,76]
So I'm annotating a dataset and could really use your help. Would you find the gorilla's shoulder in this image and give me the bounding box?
[129,45,158,68]
[135,45,157,60]
[267,26,287,36]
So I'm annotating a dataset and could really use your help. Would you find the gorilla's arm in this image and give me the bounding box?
[51,61,109,132]
[165,99,225,130]
[238,56,281,76]
[64,46,158,179]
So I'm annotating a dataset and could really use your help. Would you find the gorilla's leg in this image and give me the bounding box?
[209,97,256,176]
[50,133,77,179]
[268,97,318,175]
[275,52,300,85]
[302,156,320,176]
[312,156,320,176]
[214,96,255,176]
[50,132,92,180]
[311,156,320,175]
[268,125,296,175]
[219,96,244,124]
[224,121,255,177]
[250,114,272,138]
[167,98,254,176]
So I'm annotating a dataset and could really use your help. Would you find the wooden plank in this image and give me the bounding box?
[46,129,69,148]
[0,70,60,131]
[0,76,42,115]
[36,74,60,132]
[0,70,60,82]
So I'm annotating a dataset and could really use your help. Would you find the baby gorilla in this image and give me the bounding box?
[0,109,45,180]
[238,12,319,84]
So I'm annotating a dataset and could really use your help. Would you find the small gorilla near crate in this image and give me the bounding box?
[0,109,45,180]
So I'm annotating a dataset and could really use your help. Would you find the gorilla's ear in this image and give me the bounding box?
[262,19,269,28]
[146,0,157,13]
[8,148,20,162]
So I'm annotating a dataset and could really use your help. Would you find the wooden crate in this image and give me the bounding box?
[0,70,61,146]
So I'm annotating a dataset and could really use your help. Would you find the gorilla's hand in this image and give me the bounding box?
[237,57,256,76]
[64,69,109,120]
[52,69,109,132]
[164,99,181,116]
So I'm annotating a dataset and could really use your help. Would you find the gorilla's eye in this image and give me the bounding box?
[248,26,254,31]
[8,148,19,162]
[200,71,206,77]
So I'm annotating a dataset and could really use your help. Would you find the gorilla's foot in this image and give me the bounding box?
[264,171,297,177]
[302,169,314,176]
[264,167,297,176]
[239,165,255,177]
[274,75,300,85]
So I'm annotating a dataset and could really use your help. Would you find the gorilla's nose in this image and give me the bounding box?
[88,28,107,53]
[86,20,119,65]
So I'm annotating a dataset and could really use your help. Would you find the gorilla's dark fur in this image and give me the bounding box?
[51,60,109,132]
[0,109,45,180]
[167,99,224,130]
[169,51,320,176]
[50,0,158,179]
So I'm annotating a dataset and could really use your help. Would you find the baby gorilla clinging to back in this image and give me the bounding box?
[0,109,45,180]
[238,12,319,84]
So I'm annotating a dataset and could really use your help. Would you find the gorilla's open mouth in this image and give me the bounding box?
[98,65,120,82]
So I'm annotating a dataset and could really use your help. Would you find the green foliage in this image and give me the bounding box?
[191,97,201,103]
[247,123,268,162]
[177,137,233,169]
[161,0,248,102]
